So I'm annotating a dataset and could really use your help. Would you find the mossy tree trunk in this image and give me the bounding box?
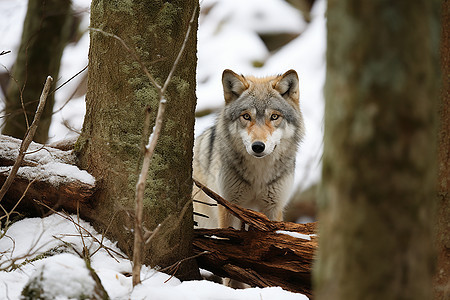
[75,1,199,280]
[315,1,440,299]
[434,1,450,298]
[2,0,73,143]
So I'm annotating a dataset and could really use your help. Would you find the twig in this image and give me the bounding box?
[51,65,88,95]
[160,4,197,96]
[0,224,48,271]
[33,200,127,261]
[193,199,218,206]
[0,179,36,228]
[88,28,161,95]
[52,65,88,114]
[131,5,198,287]
[160,251,209,283]
[0,76,53,203]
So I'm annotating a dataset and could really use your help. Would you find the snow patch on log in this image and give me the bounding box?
[0,135,95,186]
[0,135,75,165]
[1,163,94,187]
[275,230,313,241]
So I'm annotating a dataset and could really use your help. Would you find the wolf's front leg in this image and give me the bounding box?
[261,176,293,221]
[260,193,287,222]
[218,205,242,229]
[262,204,284,221]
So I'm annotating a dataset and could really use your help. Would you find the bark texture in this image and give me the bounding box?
[2,0,72,143]
[315,1,440,299]
[434,1,450,298]
[75,1,199,280]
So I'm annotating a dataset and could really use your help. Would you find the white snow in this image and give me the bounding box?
[0,0,27,69]
[2,161,95,186]
[0,135,95,186]
[0,214,308,299]
[0,0,326,298]
[24,253,96,299]
[276,230,313,241]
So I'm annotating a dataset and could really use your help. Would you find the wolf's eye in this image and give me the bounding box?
[242,113,251,121]
[270,114,280,121]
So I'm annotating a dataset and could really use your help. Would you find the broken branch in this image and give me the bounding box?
[0,76,53,203]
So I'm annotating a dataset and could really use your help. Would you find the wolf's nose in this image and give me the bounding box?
[252,142,265,154]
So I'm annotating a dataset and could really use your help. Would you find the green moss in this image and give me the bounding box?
[157,3,178,31]
[252,60,265,68]
[171,76,190,96]
[135,86,157,106]
[108,0,133,13]
[8,246,67,271]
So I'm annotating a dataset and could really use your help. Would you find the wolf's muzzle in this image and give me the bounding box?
[251,141,265,154]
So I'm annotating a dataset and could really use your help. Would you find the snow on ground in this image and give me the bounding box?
[0,214,308,299]
[0,0,326,298]
[21,253,97,299]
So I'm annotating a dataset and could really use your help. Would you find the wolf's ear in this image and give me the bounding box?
[274,69,299,105]
[222,69,249,104]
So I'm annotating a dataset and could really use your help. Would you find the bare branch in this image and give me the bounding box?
[51,65,88,95]
[131,5,198,287]
[161,4,198,95]
[0,179,36,228]
[159,251,209,283]
[0,76,53,203]
[88,28,161,94]
[33,200,127,261]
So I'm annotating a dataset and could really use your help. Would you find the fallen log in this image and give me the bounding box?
[193,180,317,298]
[0,135,95,215]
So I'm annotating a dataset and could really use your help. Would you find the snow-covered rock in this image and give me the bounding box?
[21,253,108,300]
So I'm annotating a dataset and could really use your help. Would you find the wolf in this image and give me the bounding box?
[193,69,304,229]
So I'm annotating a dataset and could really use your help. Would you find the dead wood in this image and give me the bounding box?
[193,179,317,297]
[0,134,95,216]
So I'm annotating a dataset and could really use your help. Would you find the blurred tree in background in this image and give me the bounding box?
[2,0,73,143]
[315,1,440,299]
[435,1,450,298]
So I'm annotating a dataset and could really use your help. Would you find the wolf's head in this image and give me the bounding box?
[222,69,303,158]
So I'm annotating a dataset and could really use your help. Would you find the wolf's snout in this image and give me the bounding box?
[251,142,265,154]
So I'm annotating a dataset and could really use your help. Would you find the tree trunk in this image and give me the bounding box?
[2,0,73,143]
[75,1,199,280]
[315,1,440,299]
[434,1,450,298]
